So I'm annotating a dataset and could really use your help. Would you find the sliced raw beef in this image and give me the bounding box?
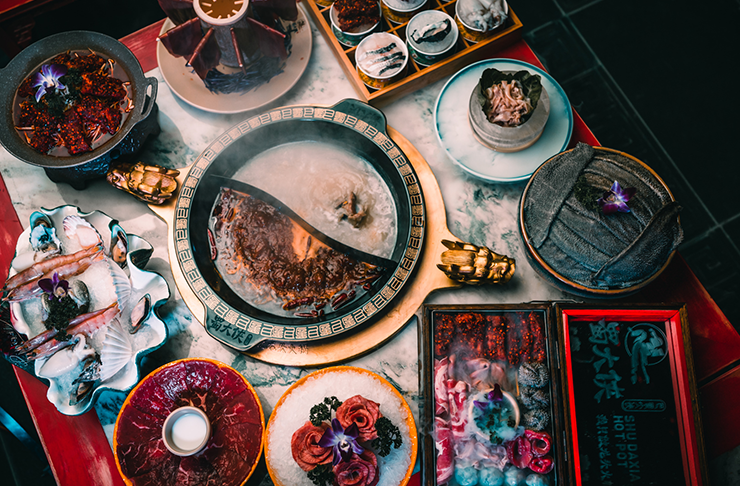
[129,375,178,418]
[205,368,248,416]
[154,361,191,404]
[175,455,220,485]
[212,390,262,429]
[116,407,164,444]
[185,360,220,410]
[129,454,179,486]
[117,438,171,478]
[210,421,263,465]
[202,445,252,486]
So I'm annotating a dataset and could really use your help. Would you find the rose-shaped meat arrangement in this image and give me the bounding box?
[266,367,418,486]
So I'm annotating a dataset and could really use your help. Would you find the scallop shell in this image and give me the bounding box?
[63,215,102,249]
[109,259,132,312]
[99,320,134,382]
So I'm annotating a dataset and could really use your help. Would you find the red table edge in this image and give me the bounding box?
[0,20,735,486]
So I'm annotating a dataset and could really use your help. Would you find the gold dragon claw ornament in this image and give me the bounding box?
[437,239,515,285]
[107,162,180,205]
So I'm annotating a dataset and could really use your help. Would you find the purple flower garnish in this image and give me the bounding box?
[31,64,68,102]
[598,181,636,215]
[474,384,503,411]
[38,272,69,300]
[318,418,364,465]
[487,384,503,402]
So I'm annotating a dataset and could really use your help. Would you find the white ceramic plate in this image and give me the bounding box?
[434,59,573,183]
[156,5,312,114]
[265,366,418,486]
[8,207,169,415]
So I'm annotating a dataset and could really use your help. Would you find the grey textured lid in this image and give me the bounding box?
[522,143,683,290]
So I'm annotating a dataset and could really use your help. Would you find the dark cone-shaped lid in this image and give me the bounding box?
[521,143,683,292]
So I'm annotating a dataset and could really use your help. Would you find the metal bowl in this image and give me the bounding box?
[0,31,158,188]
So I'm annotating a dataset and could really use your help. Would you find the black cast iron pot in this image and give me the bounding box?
[0,31,159,189]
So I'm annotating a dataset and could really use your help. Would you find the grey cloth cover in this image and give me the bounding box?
[523,143,684,290]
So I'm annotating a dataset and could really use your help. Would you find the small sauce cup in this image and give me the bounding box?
[406,10,458,67]
[381,0,427,25]
[455,0,508,43]
[330,1,381,47]
[355,32,408,89]
[162,406,211,456]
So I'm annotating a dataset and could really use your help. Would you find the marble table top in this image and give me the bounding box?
[0,14,573,483]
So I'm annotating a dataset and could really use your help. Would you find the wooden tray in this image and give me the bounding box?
[303,0,523,106]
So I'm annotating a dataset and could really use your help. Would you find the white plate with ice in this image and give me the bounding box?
[434,58,573,183]
[7,206,169,415]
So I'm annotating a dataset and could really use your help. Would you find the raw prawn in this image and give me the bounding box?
[20,303,120,360]
[3,244,103,296]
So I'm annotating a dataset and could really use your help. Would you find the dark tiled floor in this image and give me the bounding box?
[1,0,740,484]
[515,0,740,332]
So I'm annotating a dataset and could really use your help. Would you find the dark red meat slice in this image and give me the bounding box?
[188,28,220,80]
[81,72,127,100]
[205,368,248,417]
[159,17,203,59]
[17,77,36,98]
[117,438,171,478]
[210,421,262,465]
[76,95,122,135]
[185,360,220,410]
[129,375,178,418]
[175,455,220,486]
[129,454,180,486]
[212,390,262,429]
[59,110,92,155]
[245,17,287,61]
[116,406,164,444]
[67,53,106,73]
[202,444,251,486]
[154,361,191,404]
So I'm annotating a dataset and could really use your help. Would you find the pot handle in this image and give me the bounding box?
[203,307,266,352]
[131,77,159,125]
[330,99,388,135]
[437,239,516,285]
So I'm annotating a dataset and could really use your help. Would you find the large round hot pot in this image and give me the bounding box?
[0,31,159,188]
[151,99,515,366]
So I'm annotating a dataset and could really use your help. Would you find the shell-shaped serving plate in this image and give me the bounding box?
[9,206,170,415]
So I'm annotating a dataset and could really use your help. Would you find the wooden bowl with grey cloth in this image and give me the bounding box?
[518,143,683,298]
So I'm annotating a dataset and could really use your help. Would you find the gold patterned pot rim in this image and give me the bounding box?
[171,99,426,353]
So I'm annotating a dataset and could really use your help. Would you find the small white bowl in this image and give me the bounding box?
[330,2,381,47]
[162,406,212,456]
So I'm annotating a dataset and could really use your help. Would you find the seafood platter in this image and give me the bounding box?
[303,0,523,106]
[148,98,516,366]
[2,206,170,415]
[0,31,159,188]
[155,0,312,113]
[265,366,417,486]
[420,303,708,486]
[113,358,264,486]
